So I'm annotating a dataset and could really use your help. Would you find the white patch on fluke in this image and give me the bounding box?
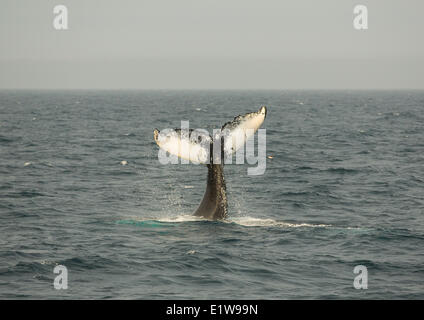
[220,106,267,157]
[154,129,211,164]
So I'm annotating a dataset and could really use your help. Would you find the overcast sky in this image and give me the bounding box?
[0,0,423,89]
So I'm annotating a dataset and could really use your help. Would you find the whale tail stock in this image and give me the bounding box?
[153,106,267,220]
[193,163,227,220]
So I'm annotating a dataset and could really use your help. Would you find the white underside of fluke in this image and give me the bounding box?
[153,106,267,163]
[154,129,211,164]
[220,106,267,157]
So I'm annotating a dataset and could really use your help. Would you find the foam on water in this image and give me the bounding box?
[226,216,331,228]
[117,214,331,228]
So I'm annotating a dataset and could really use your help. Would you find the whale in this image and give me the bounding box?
[153,106,267,220]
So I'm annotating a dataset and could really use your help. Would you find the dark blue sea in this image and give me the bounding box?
[0,90,423,299]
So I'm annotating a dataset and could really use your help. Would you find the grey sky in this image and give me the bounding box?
[0,0,423,89]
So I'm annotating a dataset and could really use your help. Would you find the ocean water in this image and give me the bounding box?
[0,90,423,299]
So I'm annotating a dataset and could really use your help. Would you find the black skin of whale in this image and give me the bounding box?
[193,136,229,220]
[193,163,227,220]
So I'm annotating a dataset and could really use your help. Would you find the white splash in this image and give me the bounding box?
[156,215,205,223]
[121,214,330,228]
[226,216,331,228]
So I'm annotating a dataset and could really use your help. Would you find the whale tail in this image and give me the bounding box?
[154,106,267,220]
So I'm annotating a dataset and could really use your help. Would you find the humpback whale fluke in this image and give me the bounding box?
[153,106,267,220]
